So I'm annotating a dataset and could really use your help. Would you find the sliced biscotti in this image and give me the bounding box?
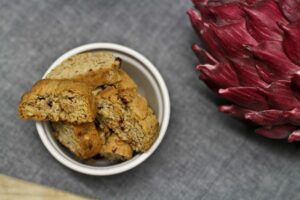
[94,83,159,152]
[115,70,138,103]
[52,122,104,159]
[100,134,133,161]
[46,52,121,86]
[123,94,159,151]
[18,79,96,123]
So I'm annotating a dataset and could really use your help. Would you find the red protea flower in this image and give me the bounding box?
[187,0,300,142]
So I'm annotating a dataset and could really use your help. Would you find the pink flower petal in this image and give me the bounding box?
[288,129,300,142]
[197,63,239,91]
[219,105,252,118]
[280,0,300,22]
[263,81,300,110]
[187,9,227,62]
[218,87,269,110]
[230,58,268,87]
[291,72,300,100]
[242,0,288,41]
[286,108,300,126]
[255,125,297,139]
[206,3,245,25]
[246,41,299,79]
[245,110,287,126]
[211,19,258,58]
[281,22,300,65]
[192,44,218,64]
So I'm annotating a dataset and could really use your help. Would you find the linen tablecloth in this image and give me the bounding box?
[1,1,300,199]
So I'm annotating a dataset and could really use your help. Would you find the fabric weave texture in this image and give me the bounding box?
[1,1,300,200]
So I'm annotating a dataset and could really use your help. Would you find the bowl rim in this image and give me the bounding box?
[35,43,171,176]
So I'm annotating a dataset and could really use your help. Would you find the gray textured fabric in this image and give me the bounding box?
[1,1,300,199]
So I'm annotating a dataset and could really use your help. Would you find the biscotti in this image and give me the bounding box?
[115,70,138,103]
[46,52,121,86]
[52,122,104,159]
[124,94,159,151]
[94,74,159,152]
[18,79,96,123]
[100,134,133,161]
[19,51,160,162]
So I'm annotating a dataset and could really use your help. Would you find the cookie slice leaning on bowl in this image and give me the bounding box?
[18,79,96,123]
[53,122,133,160]
[94,81,159,153]
[52,122,104,159]
[46,52,121,87]
[100,134,133,161]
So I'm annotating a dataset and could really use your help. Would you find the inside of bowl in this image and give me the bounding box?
[41,49,164,167]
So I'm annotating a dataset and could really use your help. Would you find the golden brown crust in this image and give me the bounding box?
[52,122,103,159]
[115,70,138,103]
[18,79,96,123]
[100,134,133,160]
[18,52,159,160]
[46,52,121,86]
[94,71,159,152]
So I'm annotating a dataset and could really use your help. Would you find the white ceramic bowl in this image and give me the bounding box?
[35,43,170,176]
